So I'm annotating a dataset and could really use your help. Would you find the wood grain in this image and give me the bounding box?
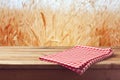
[0,47,119,69]
[0,47,119,80]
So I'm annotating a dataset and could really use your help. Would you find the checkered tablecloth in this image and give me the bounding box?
[40,46,113,75]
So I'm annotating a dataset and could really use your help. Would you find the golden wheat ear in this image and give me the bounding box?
[0,0,120,47]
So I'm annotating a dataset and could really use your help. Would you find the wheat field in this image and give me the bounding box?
[0,0,120,47]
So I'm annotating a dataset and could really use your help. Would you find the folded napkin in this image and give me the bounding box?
[40,46,113,75]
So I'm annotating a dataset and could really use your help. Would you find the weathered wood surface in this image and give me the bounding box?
[0,47,119,80]
[0,47,119,69]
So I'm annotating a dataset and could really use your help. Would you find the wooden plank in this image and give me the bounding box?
[0,69,119,80]
[80,69,120,80]
[0,48,66,52]
[0,47,119,80]
[0,69,80,80]
[0,46,118,52]
[0,47,119,69]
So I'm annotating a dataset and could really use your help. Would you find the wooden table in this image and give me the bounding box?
[0,47,120,80]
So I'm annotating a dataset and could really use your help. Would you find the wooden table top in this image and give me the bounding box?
[0,47,120,69]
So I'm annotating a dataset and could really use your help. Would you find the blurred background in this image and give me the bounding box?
[0,0,120,47]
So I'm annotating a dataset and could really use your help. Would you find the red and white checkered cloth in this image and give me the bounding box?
[39,46,113,75]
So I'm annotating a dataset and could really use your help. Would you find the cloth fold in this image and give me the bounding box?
[39,46,113,75]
